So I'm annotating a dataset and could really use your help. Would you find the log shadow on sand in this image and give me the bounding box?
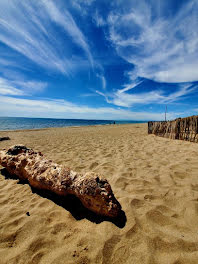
[1,168,126,228]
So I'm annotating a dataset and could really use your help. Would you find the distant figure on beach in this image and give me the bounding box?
[113,121,116,124]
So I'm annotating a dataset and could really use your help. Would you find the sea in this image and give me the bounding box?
[0,117,146,131]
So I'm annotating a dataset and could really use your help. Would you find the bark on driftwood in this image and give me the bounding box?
[0,145,121,217]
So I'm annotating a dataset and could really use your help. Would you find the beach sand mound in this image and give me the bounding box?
[0,124,198,263]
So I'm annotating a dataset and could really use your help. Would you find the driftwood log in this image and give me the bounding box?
[0,145,121,217]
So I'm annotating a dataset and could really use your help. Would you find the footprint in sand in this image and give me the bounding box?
[89,162,99,170]
[130,198,145,209]
[146,209,174,226]
[102,235,121,264]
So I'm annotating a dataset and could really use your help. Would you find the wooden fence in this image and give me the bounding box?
[148,115,198,142]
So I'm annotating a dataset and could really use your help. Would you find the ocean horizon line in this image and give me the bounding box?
[0,117,147,131]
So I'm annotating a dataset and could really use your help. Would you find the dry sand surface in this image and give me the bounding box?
[1,123,198,264]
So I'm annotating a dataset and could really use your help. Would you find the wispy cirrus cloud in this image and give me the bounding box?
[117,79,143,94]
[13,81,47,94]
[0,77,47,96]
[93,9,106,27]
[71,0,96,16]
[41,0,93,67]
[0,0,93,76]
[96,82,197,107]
[107,0,198,83]
[96,74,106,90]
[0,78,24,96]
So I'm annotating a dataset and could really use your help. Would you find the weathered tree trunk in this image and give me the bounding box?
[0,145,121,217]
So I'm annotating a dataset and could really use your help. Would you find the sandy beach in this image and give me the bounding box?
[0,123,198,264]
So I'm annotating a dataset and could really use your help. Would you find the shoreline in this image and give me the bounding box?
[0,122,147,133]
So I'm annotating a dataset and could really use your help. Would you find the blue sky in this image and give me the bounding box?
[0,0,198,120]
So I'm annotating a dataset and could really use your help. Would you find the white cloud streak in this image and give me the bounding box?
[93,9,106,27]
[41,0,93,67]
[96,74,106,90]
[117,80,143,94]
[13,81,47,94]
[0,95,177,121]
[0,77,47,96]
[0,78,24,96]
[97,83,197,107]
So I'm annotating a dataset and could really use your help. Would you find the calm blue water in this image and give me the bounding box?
[0,117,145,131]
